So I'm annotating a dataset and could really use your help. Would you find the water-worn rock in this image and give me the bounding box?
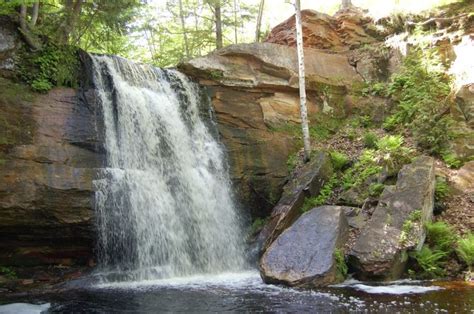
[265,9,379,52]
[256,151,333,252]
[349,156,435,280]
[0,85,103,266]
[260,206,348,287]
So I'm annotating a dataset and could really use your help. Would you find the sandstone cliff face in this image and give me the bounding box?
[0,76,103,266]
[179,43,364,216]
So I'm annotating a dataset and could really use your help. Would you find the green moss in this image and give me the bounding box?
[208,70,224,80]
[334,248,348,281]
[250,217,268,235]
[287,152,299,172]
[0,78,34,105]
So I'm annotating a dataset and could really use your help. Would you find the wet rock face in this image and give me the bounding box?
[264,9,379,52]
[0,86,103,266]
[260,206,348,287]
[348,156,436,280]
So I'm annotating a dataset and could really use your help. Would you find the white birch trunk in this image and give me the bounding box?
[294,0,311,162]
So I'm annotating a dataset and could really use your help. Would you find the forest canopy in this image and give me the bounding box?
[0,0,462,67]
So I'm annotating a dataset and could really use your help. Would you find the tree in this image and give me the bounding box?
[294,0,311,162]
[341,0,352,9]
[178,0,190,58]
[255,0,264,42]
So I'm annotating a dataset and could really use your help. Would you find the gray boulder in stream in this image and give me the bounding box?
[348,156,436,280]
[259,206,348,287]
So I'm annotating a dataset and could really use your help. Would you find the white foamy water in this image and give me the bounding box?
[0,303,50,314]
[333,279,443,295]
[91,55,246,282]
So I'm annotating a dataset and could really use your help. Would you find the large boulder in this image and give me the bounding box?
[260,206,349,287]
[264,9,379,52]
[0,84,103,266]
[348,156,435,280]
[256,151,333,252]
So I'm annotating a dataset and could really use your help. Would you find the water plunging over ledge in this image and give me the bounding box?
[91,55,246,282]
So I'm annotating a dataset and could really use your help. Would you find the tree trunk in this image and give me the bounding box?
[255,0,265,42]
[214,1,223,49]
[233,0,238,44]
[341,0,352,9]
[178,0,190,58]
[294,0,311,162]
[59,0,83,44]
[18,4,41,50]
[30,1,39,27]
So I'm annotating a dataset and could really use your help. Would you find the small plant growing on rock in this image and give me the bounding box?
[301,174,338,212]
[368,183,385,197]
[0,266,17,280]
[334,248,348,281]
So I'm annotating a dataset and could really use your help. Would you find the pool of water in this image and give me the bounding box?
[1,272,473,313]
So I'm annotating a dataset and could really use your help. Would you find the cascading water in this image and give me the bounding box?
[91,55,246,282]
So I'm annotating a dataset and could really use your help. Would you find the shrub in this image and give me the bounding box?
[18,42,79,93]
[411,245,447,278]
[425,221,457,252]
[385,49,454,155]
[368,183,384,197]
[330,151,349,171]
[363,132,378,148]
[302,174,338,212]
[456,233,474,271]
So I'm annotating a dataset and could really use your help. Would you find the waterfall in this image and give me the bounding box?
[90,55,245,282]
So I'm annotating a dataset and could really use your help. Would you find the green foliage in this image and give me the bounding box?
[368,183,385,197]
[456,233,474,269]
[363,132,378,148]
[330,151,349,171]
[308,115,345,141]
[287,152,299,172]
[425,221,457,252]
[18,43,79,93]
[411,245,448,278]
[384,50,454,155]
[441,151,463,169]
[334,248,348,281]
[356,81,388,97]
[250,217,267,235]
[0,266,17,280]
[342,150,382,190]
[376,135,413,172]
[435,177,451,202]
[301,174,338,212]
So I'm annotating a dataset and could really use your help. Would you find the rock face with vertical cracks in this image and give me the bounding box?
[179,43,362,216]
[0,77,104,265]
[256,151,333,253]
[348,156,435,280]
[260,206,349,287]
